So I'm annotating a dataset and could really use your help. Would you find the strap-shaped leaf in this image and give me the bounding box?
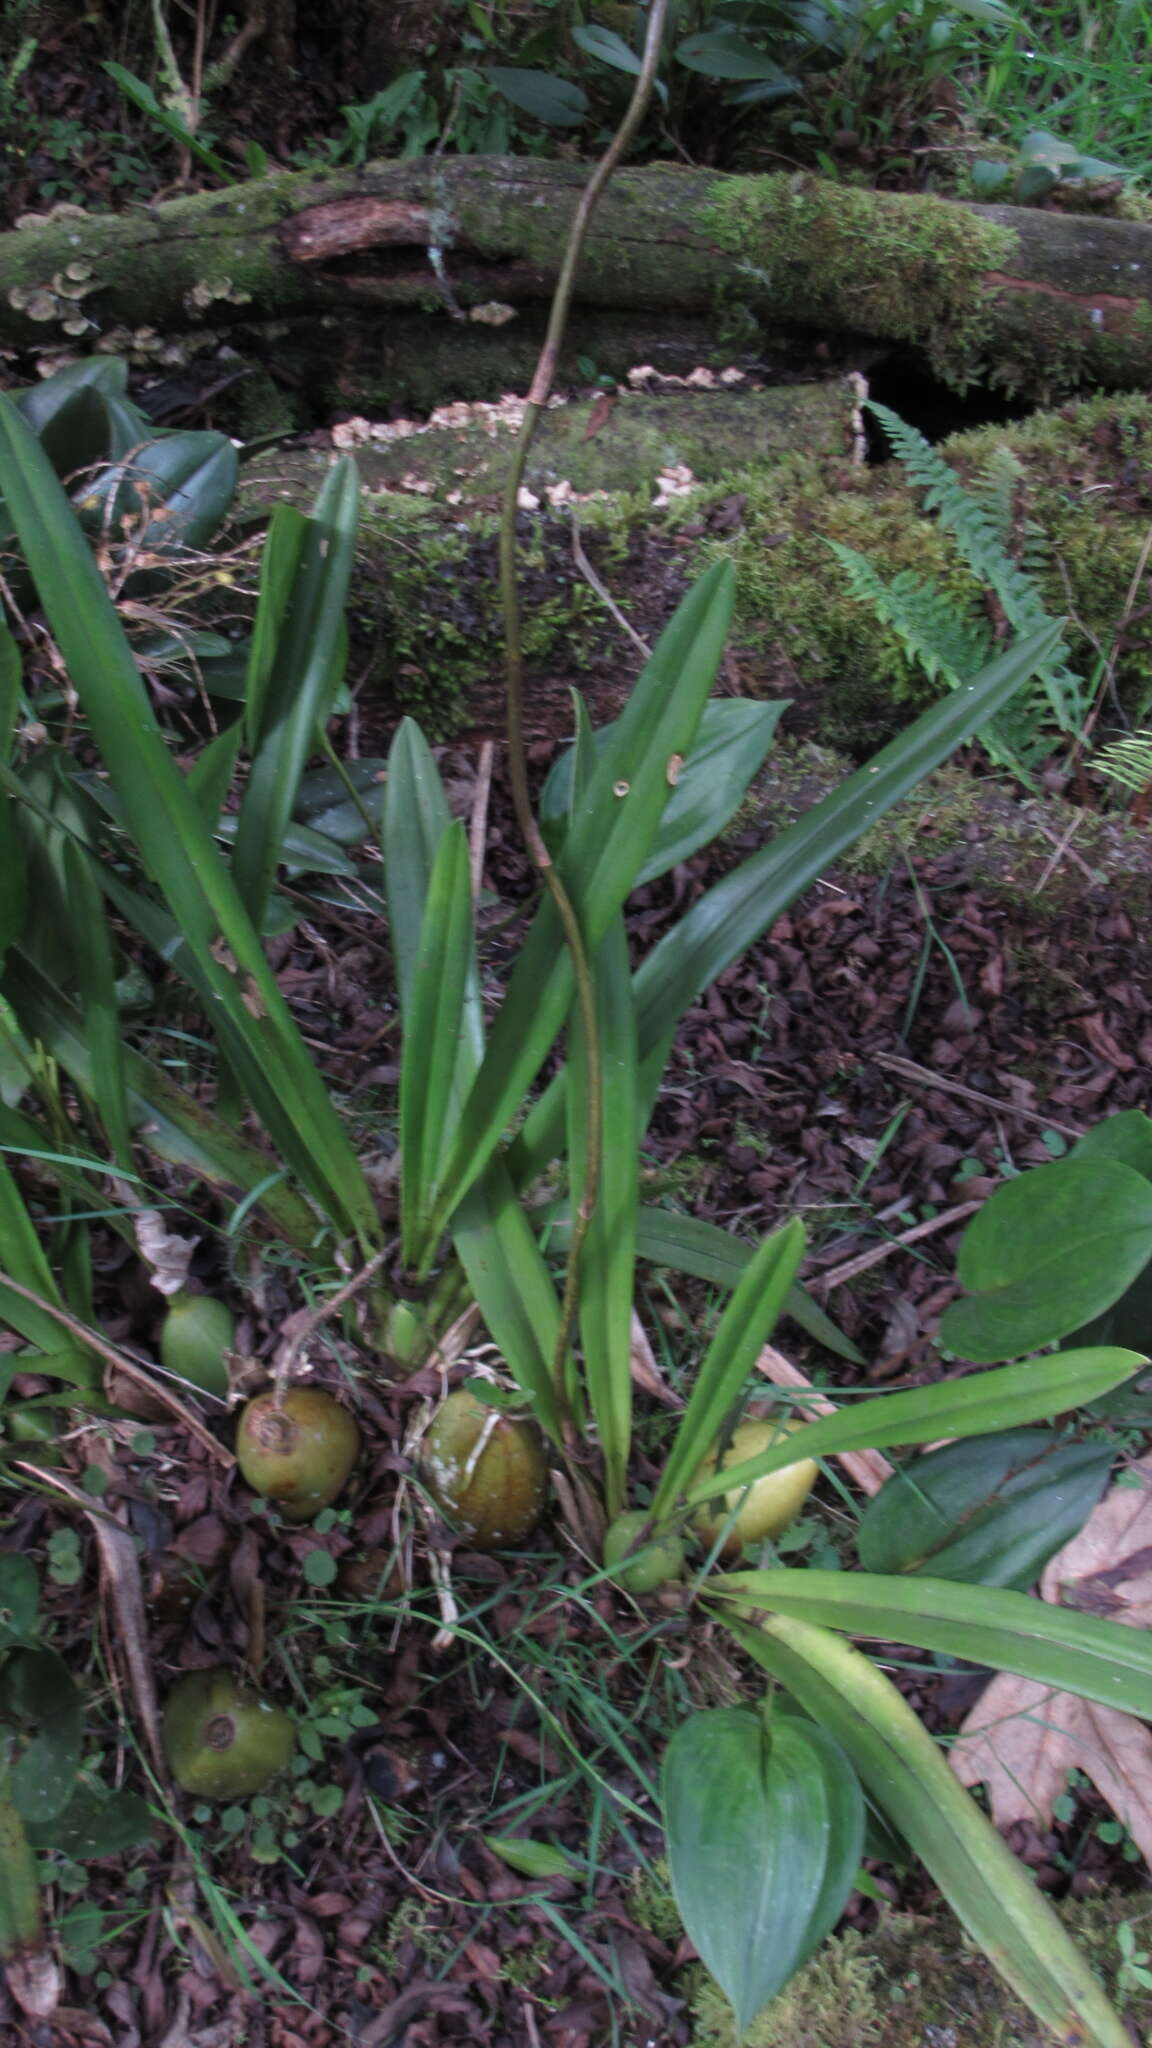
[0,955,321,1248]
[632,1204,863,1363]
[652,1217,806,1520]
[0,1150,92,1366]
[451,1163,563,1441]
[710,1567,1152,1719]
[511,622,1065,1180]
[400,821,475,1267]
[681,1346,1143,1510]
[430,562,735,1232]
[232,464,359,934]
[0,396,378,1245]
[662,1707,863,2037]
[568,912,639,1519]
[60,839,132,1169]
[724,1610,1133,2048]
[541,697,787,887]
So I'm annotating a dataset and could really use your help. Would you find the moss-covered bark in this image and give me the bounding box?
[5,159,1152,402]
[238,388,1152,749]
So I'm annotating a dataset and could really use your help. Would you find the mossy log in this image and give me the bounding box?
[242,381,862,507]
[5,159,1152,404]
[235,389,1152,749]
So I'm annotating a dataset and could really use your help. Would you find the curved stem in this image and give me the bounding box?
[498,0,670,1420]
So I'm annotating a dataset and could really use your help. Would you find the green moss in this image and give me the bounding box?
[697,176,1017,393]
[683,391,1152,755]
[631,1866,1152,2048]
[351,492,639,738]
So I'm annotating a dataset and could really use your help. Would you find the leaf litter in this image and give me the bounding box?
[951,1455,1152,1866]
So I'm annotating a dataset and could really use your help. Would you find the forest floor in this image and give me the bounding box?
[3,15,1152,2044]
[9,724,1152,2048]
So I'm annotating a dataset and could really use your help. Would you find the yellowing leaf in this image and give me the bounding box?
[951,1456,1152,1864]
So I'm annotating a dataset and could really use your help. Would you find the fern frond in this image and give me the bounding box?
[826,542,991,690]
[1092,729,1152,795]
[827,541,1031,780]
[865,400,1085,739]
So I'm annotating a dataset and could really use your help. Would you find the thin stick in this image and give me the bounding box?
[754,1346,895,1495]
[468,739,495,902]
[871,1053,1084,1140]
[270,1243,392,1386]
[816,1199,982,1294]
[571,511,651,659]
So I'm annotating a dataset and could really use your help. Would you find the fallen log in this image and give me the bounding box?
[4,159,1152,404]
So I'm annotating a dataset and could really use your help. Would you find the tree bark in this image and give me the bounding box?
[5,158,1151,402]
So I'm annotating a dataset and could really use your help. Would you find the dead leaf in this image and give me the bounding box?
[951,1457,1152,1863]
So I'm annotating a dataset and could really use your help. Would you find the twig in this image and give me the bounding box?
[1031,811,1092,894]
[270,1243,393,1387]
[468,739,494,902]
[754,1346,895,1495]
[816,1199,982,1294]
[871,1052,1084,1140]
[0,1271,232,1461]
[571,511,651,659]
[15,1461,166,1777]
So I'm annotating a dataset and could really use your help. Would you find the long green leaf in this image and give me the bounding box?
[633,622,1063,1109]
[632,1205,863,1363]
[511,622,1064,1180]
[681,1346,1143,1510]
[652,1217,806,1520]
[232,465,359,932]
[400,821,475,1267]
[725,1611,1132,2048]
[542,697,788,887]
[711,1567,1152,1719]
[59,839,132,1168]
[431,562,735,1233]
[0,622,26,966]
[451,1163,563,1441]
[0,397,378,1245]
[569,912,639,1519]
[0,1150,81,1358]
[0,955,322,1248]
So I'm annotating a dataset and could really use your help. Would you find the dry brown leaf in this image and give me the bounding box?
[951,1456,1152,1865]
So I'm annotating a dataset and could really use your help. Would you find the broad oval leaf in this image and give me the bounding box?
[0,1554,39,1643]
[1,1645,84,1824]
[662,1707,863,2037]
[940,1159,1152,1362]
[855,1430,1114,1590]
[484,67,589,125]
[24,1784,153,1858]
[675,29,796,78]
[1071,1109,1152,1181]
[571,23,643,74]
[79,430,238,555]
